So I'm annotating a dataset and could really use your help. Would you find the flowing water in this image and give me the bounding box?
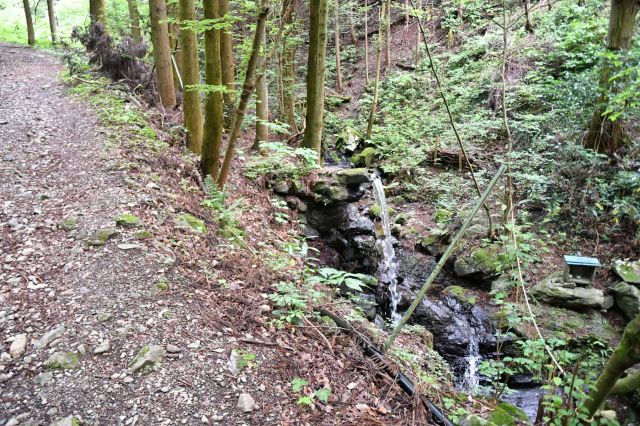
[459,337,481,391]
[372,177,402,322]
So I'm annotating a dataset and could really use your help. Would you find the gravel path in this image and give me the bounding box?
[0,44,271,426]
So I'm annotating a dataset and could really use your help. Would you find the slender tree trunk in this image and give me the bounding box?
[301,0,329,158]
[91,0,108,29]
[216,2,269,187]
[586,314,640,417]
[201,0,224,177]
[584,0,638,153]
[23,0,35,46]
[254,23,269,148]
[168,3,183,92]
[349,3,357,45]
[364,0,369,85]
[219,0,236,107]
[179,0,203,153]
[46,0,57,44]
[149,0,177,108]
[127,0,143,42]
[414,0,422,66]
[385,0,391,68]
[335,0,343,94]
[366,1,384,140]
[280,0,298,134]
[611,369,640,394]
[501,0,514,224]
[523,0,534,33]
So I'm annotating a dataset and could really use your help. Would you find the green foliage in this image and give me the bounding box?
[202,176,245,240]
[307,267,374,292]
[245,142,319,180]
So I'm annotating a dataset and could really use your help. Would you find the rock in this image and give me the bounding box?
[417,233,448,258]
[487,402,531,425]
[97,312,113,322]
[272,180,292,195]
[394,213,410,225]
[453,245,501,280]
[130,345,165,373]
[351,147,377,167]
[227,350,241,375]
[44,352,79,370]
[34,371,54,385]
[614,259,640,284]
[34,325,65,349]
[50,415,81,426]
[491,274,515,294]
[86,228,119,246]
[237,393,256,413]
[336,126,362,152]
[115,213,141,228]
[174,213,206,234]
[336,168,372,185]
[610,281,640,320]
[117,243,140,250]
[10,334,27,359]
[530,272,608,310]
[460,415,490,426]
[94,340,111,355]
[166,344,181,353]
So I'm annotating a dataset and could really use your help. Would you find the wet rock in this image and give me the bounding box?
[453,244,501,281]
[530,272,608,310]
[34,325,65,349]
[336,168,372,185]
[351,147,377,167]
[487,402,531,425]
[44,352,79,370]
[130,345,165,373]
[10,334,27,359]
[237,393,256,413]
[610,281,640,320]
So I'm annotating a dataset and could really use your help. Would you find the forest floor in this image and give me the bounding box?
[0,44,419,425]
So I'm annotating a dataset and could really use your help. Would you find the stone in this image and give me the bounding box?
[610,281,640,320]
[614,259,640,284]
[98,312,113,322]
[530,272,608,310]
[86,228,119,246]
[336,168,372,185]
[130,345,166,373]
[44,352,79,370]
[50,415,81,426]
[237,393,256,413]
[490,274,515,294]
[166,344,181,353]
[174,213,206,234]
[459,415,490,426]
[487,402,531,425]
[117,243,140,250]
[227,350,241,375]
[453,245,501,280]
[10,334,27,359]
[34,325,65,349]
[94,340,111,355]
[115,213,141,228]
[350,147,377,167]
[272,181,292,195]
[58,218,78,232]
[34,372,54,386]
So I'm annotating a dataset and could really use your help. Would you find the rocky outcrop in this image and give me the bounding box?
[614,259,640,284]
[530,272,611,310]
[610,281,640,320]
[453,244,501,282]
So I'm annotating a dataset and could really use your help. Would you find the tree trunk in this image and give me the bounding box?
[254,22,269,148]
[280,0,298,134]
[586,314,640,416]
[366,1,384,140]
[219,0,236,107]
[168,3,183,92]
[334,0,343,94]
[584,0,638,153]
[385,0,391,68]
[46,0,57,44]
[149,0,177,108]
[523,0,534,33]
[611,369,640,394]
[301,0,329,158]
[364,0,369,85]
[91,0,108,29]
[201,0,224,177]
[23,0,35,46]
[216,1,269,187]
[179,0,203,153]
[127,0,143,43]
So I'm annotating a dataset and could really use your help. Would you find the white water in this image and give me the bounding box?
[460,337,481,391]
[372,177,402,323]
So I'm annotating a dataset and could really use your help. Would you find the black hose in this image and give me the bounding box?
[318,308,454,426]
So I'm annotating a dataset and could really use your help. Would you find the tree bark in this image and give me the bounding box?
[216,1,269,187]
[611,369,640,394]
[167,3,183,92]
[586,314,640,417]
[46,0,57,44]
[254,21,269,148]
[219,0,236,107]
[201,0,224,177]
[149,0,177,108]
[364,0,369,85]
[23,0,35,46]
[385,0,391,68]
[91,0,108,29]
[366,1,384,140]
[584,0,638,153]
[301,0,329,158]
[334,0,343,94]
[280,0,298,134]
[179,0,203,153]
[127,0,143,43]
[523,0,534,33]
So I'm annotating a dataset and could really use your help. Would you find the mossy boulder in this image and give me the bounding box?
[453,244,501,280]
[58,217,78,231]
[443,285,478,304]
[418,233,449,258]
[130,345,166,374]
[86,228,119,246]
[336,126,363,152]
[460,415,492,426]
[487,402,531,425]
[175,213,206,234]
[336,168,372,185]
[369,203,396,219]
[614,259,640,284]
[115,213,141,227]
[351,147,377,167]
[44,352,79,370]
[530,271,610,310]
[610,281,640,320]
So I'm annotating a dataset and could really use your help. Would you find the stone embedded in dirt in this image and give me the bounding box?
[117,243,140,250]
[166,344,181,353]
[33,371,54,386]
[227,350,241,375]
[57,217,78,231]
[10,334,28,359]
[34,325,65,349]
[237,393,256,413]
[115,213,141,228]
[130,345,166,373]
[44,352,79,370]
[530,272,609,310]
[50,415,81,426]
[94,340,111,355]
[97,312,113,322]
[86,228,119,246]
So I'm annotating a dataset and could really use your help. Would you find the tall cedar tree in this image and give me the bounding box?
[279,0,299,134]
[334,0,343,93]
[149,0,177,108]
[584,0,638,153]
[46,0,57,44]
[201,0,224,177]
[254,18,269,148]
[219,0,236,107]
[301,0,329,157]
[179,0,204,153]
[127,0,143,42]
[168,3,184,91]
[366,1,384,140]
[90,0,108,28]
[22,0,35,46]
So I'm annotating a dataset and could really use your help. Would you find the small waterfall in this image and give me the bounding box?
[459,337,481,391]
[372,177,402,323]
